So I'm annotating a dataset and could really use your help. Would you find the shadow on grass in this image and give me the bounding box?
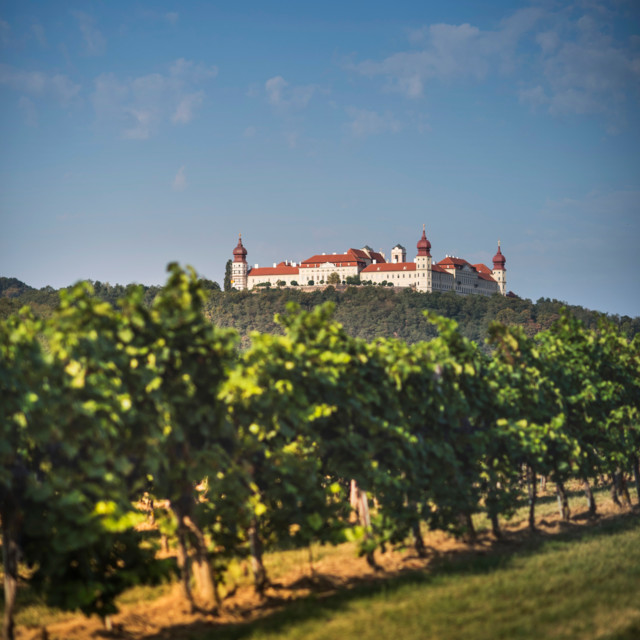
[137,509,640,640]
[514,482,613,510]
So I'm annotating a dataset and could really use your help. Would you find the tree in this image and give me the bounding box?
[137,264,243,610]
[0,287,170,638]
[276,280,286,287]
[201,278,221,292]
[220,307,352,591]
[488,322,578,529]
[327,272,340,286]
[224,259,232,292]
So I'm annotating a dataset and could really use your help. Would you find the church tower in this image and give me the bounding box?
[232,234,248,290]
[390,244,406,263]
[415,225,432,292]
[491,240,507,295]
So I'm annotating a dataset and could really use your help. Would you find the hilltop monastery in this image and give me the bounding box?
[231,227,507,296]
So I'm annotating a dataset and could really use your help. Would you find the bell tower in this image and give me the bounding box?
[390,244,406,263]
[415,224,432,292]
[491,240,507,295]
[232,234,248,290]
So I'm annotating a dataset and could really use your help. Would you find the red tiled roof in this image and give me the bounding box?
[301,253,360,265]
[473,263,493,275]
[300,248,383,267]
[477,272,497,282]
[300,260,359,268]
[361,262,417,273]
[431,264,449,274]
[249,266,299,276]
[437,257,474,269]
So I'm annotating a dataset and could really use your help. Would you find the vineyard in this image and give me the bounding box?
[1,264,639,640]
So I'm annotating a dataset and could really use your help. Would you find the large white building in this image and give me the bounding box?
[231,227,507,296]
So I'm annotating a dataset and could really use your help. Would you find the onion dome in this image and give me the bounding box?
[233,234,247,262]
[492,241,506,270]
[417,224,431,257]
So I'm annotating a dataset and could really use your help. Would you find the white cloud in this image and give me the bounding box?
[511,6,640,126]
[172,91,204,124]
[172,166,187,191]
[345,107,401,137]
[265,75,315,110]
[519,85,548,109]
[169,58,218,82]
[73,11,106,56]
[123,108,154,140]
[536,30,559,54]
[165,12,179,25]
[540,29,639,118]
[353,8,543,98]
[92,72,128,117]
[91,59,217,139]
[353,4,639,129]
[266,75,287,105]
[0,64,80,105]
[18,96,37,126]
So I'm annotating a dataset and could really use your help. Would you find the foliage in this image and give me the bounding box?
[224,260,232,292]
[1,267,639,635]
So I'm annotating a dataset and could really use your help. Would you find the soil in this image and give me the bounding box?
[14,497,638,640]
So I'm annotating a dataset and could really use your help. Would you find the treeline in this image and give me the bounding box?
[1,265,639,638]
[205,286,640,348]
[3,276,639,348]
[0,277,219,321]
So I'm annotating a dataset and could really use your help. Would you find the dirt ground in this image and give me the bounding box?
[15,497,639,640]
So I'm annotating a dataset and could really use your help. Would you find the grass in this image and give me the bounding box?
[211,513,640,640]
[3,483,639,638]
[1,569,175,628]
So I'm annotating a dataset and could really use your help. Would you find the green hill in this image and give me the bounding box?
[2,277,638,347]
[203,286,640,350]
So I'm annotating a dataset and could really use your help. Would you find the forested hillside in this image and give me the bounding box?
[204,286,640,348]
[2,276,639,347]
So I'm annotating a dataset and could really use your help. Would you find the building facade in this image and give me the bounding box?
[230,228,507,296]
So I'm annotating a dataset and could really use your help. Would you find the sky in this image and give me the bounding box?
[1,1,639,317]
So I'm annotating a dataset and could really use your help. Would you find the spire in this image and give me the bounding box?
[417,225,431,257]
[492,240,505,270]
[233,233,248,263]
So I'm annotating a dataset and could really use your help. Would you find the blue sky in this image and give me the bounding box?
[1,1,639,316]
